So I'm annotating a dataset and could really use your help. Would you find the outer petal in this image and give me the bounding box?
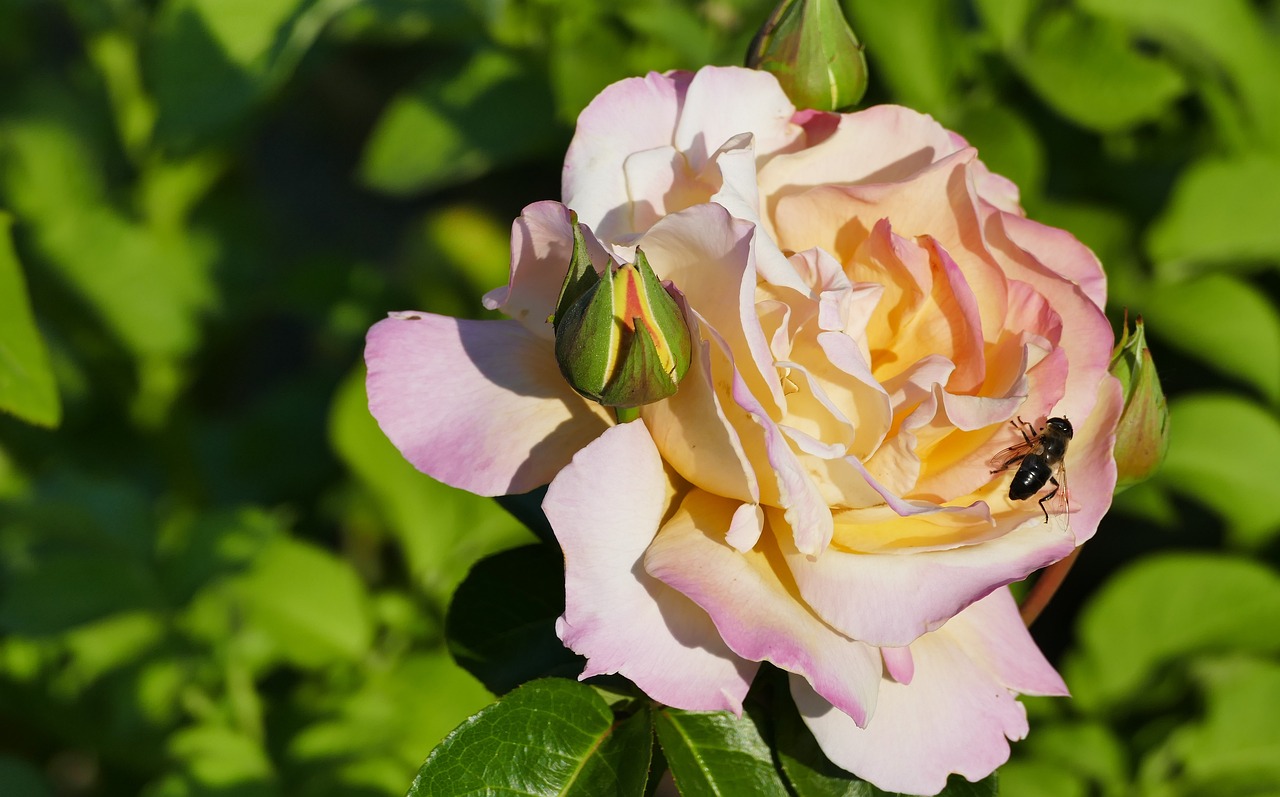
[1058,376,1124,544]
[793,588,1056,795]
[782,516,1075,647]
[484,201,612,338]
[546,421,757,713]
[365,313,609,496]
[645,490,881,726]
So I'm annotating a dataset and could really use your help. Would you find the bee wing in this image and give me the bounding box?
[987,439,1035,473]
[1048,457,1071,515]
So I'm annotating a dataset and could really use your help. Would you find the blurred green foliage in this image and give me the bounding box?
[0,0,1277,794]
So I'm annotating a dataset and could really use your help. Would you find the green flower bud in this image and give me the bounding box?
[552,235,693,409]
[746,0,869,112]
[1109,314,1170,491]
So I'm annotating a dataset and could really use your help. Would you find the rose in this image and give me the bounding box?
[365,66,1122,793]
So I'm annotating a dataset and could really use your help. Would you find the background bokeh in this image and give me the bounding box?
[1,0,1278,795]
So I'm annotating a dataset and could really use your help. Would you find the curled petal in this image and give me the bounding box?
[783,511,1074,647]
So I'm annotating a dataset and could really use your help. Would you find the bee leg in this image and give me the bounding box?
[1013,416,1034,444]
[1039,477,1060,524]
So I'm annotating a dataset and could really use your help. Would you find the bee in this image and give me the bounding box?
[988,416,1073,523]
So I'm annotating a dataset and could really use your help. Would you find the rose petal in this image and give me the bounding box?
[782,511,1074,646]
[759,105,966,198]
[365,313,609,496]
[484,201,608,338]
[641,326,759,504]
[563,71,687,242]
[546,421,757,713]
[645,490,881,726]
[998,212,1107,311]
[881,647,914,685]
[981,206,1113,426]
[946,587,1068,697]
[675,66,800,169]
[639,204,784,410]
[793,588,1049,795]
[1058,376,1123,545]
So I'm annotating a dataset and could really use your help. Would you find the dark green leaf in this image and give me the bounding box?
[0,553,164,635]
[446,544,583,694]
[408,678,653,797]
[358,48,561,196]
[0,756,52,797]
[655,706,789,797]
[0,212,60,426]
[148,0,353,151]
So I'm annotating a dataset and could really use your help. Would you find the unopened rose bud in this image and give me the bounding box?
[1109,314,1170,490]
[746,0,868,112]
[552,233,692,409]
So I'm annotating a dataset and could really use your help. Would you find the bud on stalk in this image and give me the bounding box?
[1109,314,1170,491]
[551,215,693,409]
[747,0,868,112]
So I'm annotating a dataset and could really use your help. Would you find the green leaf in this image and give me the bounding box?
[358,48,561,196]
[1067,553,1280,710]
[954,104,1045,200]
[972,0,1036,49]
[1147,156,1280,278]
[329,368,532,603]
[0,116,215,384]
[1018,722,1128,793]
[1158,394,1280,545]
[0,553,164,635]
[147,0,356,151]
[845,0,963,118]
[0,212,60,426]
[996,761,1084,797]
[0,757,52,797]
[230,538,373,667]
[288,650,492,787]
[1147,657,1280,791]
[446,544,583,695]
[1077,0,1280,152]
[163,724,277,795]
[408,678,653,797]
[1142,274,1280,404]
[655,707,790,797]
[1013,8,1186,132]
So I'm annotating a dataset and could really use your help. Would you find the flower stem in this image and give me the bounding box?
[1020,547,1082,626]
[615,406,640,423]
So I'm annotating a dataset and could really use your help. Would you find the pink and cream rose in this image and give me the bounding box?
[366,66,1122,794]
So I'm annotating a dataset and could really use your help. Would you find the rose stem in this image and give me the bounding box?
[1020,546,1082,627]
